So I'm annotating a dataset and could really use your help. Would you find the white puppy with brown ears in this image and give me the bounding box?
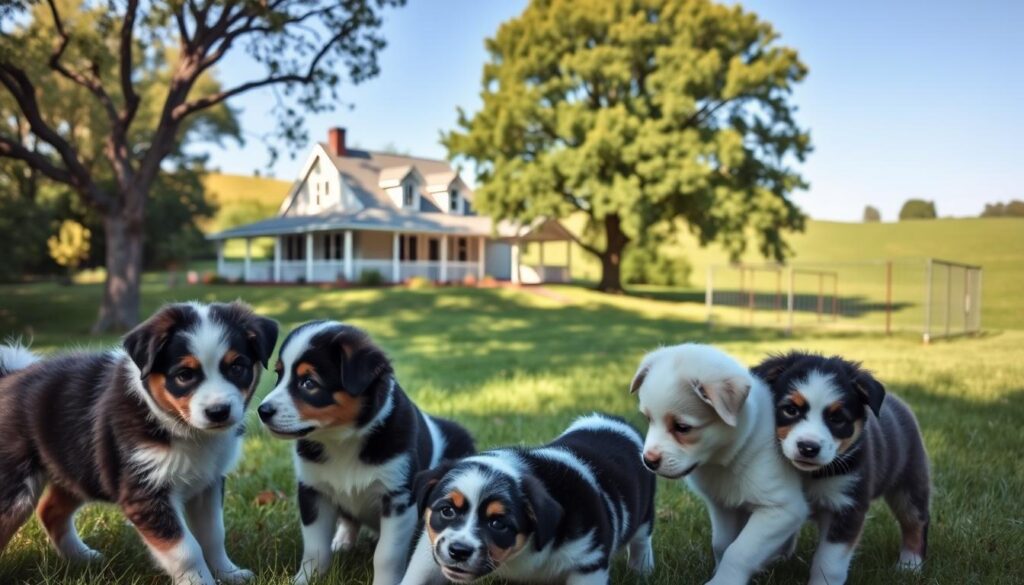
[631,344,808,585]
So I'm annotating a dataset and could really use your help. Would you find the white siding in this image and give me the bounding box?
[485,241,512,280]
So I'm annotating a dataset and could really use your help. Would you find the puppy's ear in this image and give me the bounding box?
[752,352,801,385]
[122,304,193,378]
[334,327,392,395]
[522,474,563,551]
[629,363,650,394]
[246,314,279,369]
[412,460,456,515]
[849,365,885,417]
[692,376,751,427]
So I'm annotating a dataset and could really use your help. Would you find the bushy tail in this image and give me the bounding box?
[0,340,40,378]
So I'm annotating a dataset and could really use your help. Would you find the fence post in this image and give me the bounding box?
[977,268,983,333]
[945,264,952,338]
[923,259,933,344]
[817,273,824,322]
[885,261,893,336]
[787,267,795,335]
[705,265,714,329]
[748,268,755,325]
[963,267,970,335]
[832,274,838,322]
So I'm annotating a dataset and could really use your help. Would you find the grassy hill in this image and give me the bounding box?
[202,173,292,233]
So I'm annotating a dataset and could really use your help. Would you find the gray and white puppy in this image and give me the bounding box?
[753,352,931,585]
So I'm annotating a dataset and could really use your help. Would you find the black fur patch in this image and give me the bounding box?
[296,440,327,464]
[297,482,320,526]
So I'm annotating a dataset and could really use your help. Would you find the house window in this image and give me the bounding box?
[315,182,321,207]
[449,189,460,213]
[403,183,415,207]
[428,238,440,261]
[400,234,418,261]
[457,238,468,262]
[285,235,306,260]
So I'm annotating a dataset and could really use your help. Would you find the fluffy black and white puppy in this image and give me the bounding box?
[398,413,656,585]
[0,302,278,585]
[753,352,931,585]
[256,321,475,585]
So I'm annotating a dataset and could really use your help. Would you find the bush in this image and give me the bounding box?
[863,205,881,223]
[358,269,384,287]
[623,244,692,287]
[899,199,937,220]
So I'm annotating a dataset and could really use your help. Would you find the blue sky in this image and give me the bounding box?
[205,0,1024,222]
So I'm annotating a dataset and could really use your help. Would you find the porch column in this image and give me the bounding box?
[538,241,545,283]
[392,232,401,283]
[243,238,252,282]
[440,235,449,282]
[511,240,521,284]
[305,233,314,282]
[216,240,225,276]
[344,230,354,281]
[477,237,485,279]
[566,240,572,281]
[273,237,282,282]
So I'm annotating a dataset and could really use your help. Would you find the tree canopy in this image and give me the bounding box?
[863,205,881,223]
[446,0,810,291]
[899,199,937,220]
[980,200,1024,218]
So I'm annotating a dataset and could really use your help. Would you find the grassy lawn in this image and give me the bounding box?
[1,280,1022,584]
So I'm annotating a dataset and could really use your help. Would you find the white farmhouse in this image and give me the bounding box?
[209,128,573,284]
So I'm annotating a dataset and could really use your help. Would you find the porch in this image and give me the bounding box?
[214,228,571,285]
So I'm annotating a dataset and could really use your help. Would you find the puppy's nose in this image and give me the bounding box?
[797,440,821,458]
[204,404,231,424]
[448,541,474,562]
[257,403,276,422]
[642,452,661,472]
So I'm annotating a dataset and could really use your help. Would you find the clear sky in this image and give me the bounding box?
[203,0,1024,222]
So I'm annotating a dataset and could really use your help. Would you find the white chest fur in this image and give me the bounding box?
[296,437,410,530]
[130,429,242,499]
[803,474,859,512]
[499,531,604,583]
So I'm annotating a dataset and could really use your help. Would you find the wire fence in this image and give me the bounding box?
[705,259,982,342]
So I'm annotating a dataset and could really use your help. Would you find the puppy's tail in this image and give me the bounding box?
[0,338,40,378]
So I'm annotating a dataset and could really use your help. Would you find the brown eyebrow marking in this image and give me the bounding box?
[449,491,466,509]
[486,501,506,517]
[827,401,845,414]
[789,391,806,407]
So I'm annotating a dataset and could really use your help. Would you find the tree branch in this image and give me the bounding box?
[44,0,120,125]
[0,133,74,185]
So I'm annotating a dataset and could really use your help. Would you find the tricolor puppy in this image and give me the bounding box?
[0,302,278,585]
[752,352,931,585]
[399,413,656,585]
[256,321,475,585]
[631,344,807,585]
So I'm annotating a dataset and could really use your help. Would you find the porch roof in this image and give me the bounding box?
[207,208,573,242]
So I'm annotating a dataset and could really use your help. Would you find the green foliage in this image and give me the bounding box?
[980,200,1024,218]
[446,0,809,291]
[0,190,54,281]
[863,205,881,223]
[358,269,385,287]
[899,199,937,220]
[47,220,91,271]
[405,275,434,290]
[623,244,692,286]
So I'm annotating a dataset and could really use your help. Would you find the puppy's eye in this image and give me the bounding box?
[673,422,692,434]
[439,505,457,520]
[781,405,801,418]
[298,377,319,392]
[229,358,251,377]
[488,517,509,532]
[175,368,197,385]
[828,412,848,424]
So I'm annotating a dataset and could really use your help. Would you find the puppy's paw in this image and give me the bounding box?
[895,551,923,572]
[215,566,255,584]
[65,547,104,564]
[330,522,359,553]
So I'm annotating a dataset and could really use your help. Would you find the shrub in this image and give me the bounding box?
[406,275,434,290]
[358,269,384,287]
[899,199,937,220]
[863,205,881,223]
[623,245,692,287]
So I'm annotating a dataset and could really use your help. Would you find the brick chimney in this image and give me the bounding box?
[327,127,346,157]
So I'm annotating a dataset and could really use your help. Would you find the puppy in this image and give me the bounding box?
[399,413,656,585]
[0,302,278,585]
[753,352,931,585]
[631,344,807,585]
[256,321,475,585]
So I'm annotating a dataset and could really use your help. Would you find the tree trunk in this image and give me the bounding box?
[596,214,628,293]
[92,208,143,333]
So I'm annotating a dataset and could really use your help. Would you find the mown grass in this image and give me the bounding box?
[1,281,1022,584]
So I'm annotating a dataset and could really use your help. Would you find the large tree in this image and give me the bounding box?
[0,0,401,331]
[446,0,810,292]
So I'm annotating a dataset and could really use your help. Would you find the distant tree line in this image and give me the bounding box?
[980,200,1024,217]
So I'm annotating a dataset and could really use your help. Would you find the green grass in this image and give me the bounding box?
[1,280,1022,584]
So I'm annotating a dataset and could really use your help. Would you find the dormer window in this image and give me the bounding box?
[449,189,460,213]
[403,183,415,207]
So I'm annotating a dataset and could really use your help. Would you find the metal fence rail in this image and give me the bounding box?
[705,258,982,342]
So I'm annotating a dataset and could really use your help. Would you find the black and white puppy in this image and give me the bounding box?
[0,302,278,585]
[256,321,475,585]
[399,413,656,585]
[753,352,931,585]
